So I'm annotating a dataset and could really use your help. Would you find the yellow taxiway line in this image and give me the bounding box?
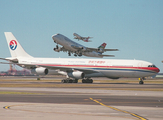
[90,97,147,120]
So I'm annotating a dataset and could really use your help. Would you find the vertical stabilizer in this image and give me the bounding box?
[98,43,107,53]
[4,32,33,58]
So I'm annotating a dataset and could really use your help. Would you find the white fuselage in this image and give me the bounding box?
[53,33,84,51]
[16,57,159,78]
[73,33,83,39]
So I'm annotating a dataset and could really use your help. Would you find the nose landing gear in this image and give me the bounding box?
[139,77,145,84]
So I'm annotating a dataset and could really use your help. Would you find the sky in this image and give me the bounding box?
[0,0,163,72]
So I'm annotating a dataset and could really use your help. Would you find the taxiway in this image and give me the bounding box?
[0,78,163,120]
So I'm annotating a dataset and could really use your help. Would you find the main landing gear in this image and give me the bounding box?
[56,45,58,49]
[74,51,82,57]
[61,78,78,83]
[61,78,93,83]
[139,77,145,84]
[82,78,93,83]
[68,51,71,56]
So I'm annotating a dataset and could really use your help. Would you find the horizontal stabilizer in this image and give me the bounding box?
[0,62,15,64]
[99,54,115,57]
[104,49,119,51]
[0,57,18,63]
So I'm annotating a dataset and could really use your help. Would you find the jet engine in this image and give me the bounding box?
[67,71,85,79]
[31,67,48,75]
[81,47,87,51]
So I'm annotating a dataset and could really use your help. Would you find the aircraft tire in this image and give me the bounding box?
[89,79,93,83]
[87,79,93,83]
[68,79,73,83]
[82,79,86,83]
[73,79,78,83]
[82,79,93,83]
[68,52,71,56]
[139,80,144,84]
[61,79,66,83]
[62,79,78,83]
[61,80,64,83]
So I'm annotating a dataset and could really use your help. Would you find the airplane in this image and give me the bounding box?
[53,33,118,58]
[0,32,160,84]
[73,33,92,42]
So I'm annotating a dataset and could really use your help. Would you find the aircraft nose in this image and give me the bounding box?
[52,33,60,40]
[52,35,57,44]
[157,67,160,73]
[52,35,56,39]
[52,34,58,42]
[154,67,160,73]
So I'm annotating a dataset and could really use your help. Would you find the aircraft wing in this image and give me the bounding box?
[87,48,119,52]
[71,45,119,53]
[72,68,98,74]
[0,58,97,74]
[71,45,84,50]
[38,64,98,74]
[58,47,69,52]
[74,37,85,40]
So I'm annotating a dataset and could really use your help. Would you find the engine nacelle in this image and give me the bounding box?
[31,67,48,75]
[67,71,85,79]
[81,47,87,51]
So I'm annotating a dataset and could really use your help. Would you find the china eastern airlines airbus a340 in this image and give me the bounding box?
[0,32,159,84]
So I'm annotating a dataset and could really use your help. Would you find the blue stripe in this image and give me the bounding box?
[84,68,156,73]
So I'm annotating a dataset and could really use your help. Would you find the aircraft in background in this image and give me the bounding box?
[53,33,118,58]
[0,32,160,84]
[73,33,92,42]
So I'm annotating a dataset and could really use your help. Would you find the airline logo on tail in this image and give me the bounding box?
[97,43,107,54]
[98,43,106,49]
[9,40,17,50]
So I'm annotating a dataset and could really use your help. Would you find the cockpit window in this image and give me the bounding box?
[148,65,156,67]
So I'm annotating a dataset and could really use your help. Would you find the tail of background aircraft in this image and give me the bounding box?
[98,43,107,53]
[4,32,33,58]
